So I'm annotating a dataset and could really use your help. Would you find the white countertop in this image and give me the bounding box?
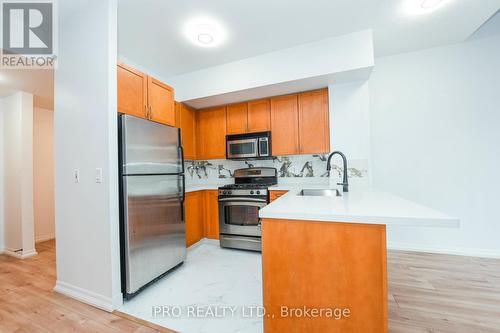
[259,187,459,228]
[185,178,331,193]
[185,183,220,193]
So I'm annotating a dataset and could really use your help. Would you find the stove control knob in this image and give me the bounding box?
[256,190,261,195]
[250,190,254,195]
[228,191,232,195]
[223,191,227,195]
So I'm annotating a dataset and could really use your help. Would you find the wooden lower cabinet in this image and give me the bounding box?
[269,190,288,202]
[203,190,220,240]
[184,191,204,247]
[184,190,219,246]
[262,219,388,333]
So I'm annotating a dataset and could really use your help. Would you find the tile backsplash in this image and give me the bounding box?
[185,155,370,186]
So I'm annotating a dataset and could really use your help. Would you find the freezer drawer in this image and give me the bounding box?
[122,174,186,295]
[120,114,182,175]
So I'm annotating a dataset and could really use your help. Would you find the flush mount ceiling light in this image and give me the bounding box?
[404,0,450,15]
[184,17,227,48]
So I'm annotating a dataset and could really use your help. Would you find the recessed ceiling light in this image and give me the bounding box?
[184,17,227,48]
[403,0,450,15]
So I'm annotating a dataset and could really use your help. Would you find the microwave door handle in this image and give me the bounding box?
[258,138,268,157]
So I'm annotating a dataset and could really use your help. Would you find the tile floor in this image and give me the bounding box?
[120,240,263,333]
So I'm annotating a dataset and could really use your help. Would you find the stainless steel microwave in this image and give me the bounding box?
[226,132,271,159]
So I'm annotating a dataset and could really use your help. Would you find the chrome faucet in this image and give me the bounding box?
[326,151,349,193]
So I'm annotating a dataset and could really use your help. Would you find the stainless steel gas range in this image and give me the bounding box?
[218,167,278,252]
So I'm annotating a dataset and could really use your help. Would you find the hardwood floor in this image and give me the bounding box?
[1,241,499,332]
[0,240,173,333]
[388,251,500,333]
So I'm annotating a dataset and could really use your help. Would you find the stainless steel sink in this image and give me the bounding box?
[297,189,341,197]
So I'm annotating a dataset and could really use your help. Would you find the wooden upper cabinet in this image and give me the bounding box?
[117,63,147,118]
[196,106,227,160]
[177,102,197,160]
[117,63,175,126]
[226,103,248,134]
[271,94,299,156]
[247,99,271,133]
[148,77,175,126]
[298,89,330,154]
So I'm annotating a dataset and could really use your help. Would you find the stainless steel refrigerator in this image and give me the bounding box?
[118,114,186,299]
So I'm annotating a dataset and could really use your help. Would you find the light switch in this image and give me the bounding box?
[73,169,80,183]
[95,168,103,183]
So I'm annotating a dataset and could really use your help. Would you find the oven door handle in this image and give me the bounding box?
[218,197,267,203]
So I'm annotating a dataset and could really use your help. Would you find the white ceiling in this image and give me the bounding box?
[0,69,54,109]
[118,0,500,78]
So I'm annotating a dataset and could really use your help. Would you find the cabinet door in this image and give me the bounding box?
[178,103,197,160]
[298,89,330,154]
[148,77,175,126]
[271,94,299,156]
[185,191,204,247]
[247,99,271,132]
[203,190,219,240]
[196,106,227,160]
[226,103,248,134]
[269,190,288,202]
[117,63,148,118]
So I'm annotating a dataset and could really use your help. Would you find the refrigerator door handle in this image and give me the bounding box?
[180,174,186,203]
[179,145,185,173]
[180,173,186,222]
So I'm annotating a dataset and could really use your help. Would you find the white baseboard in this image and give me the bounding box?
[3,248,38,259]
[54,280,122,312]
[388,242,500,259]
[35,234,55,243]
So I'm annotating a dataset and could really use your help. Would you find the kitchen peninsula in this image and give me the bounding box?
[259,188,459,333]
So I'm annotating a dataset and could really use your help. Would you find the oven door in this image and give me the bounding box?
[227,138,258,159]
[219,197,267,237]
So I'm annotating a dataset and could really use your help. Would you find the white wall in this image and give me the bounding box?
[1,92,36,258]
[369,34,500,257]
[167,30,374,107]
[33,107,55,242]
[54,0,121,311]
[328,81,372,189]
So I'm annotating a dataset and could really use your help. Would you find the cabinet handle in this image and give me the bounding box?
[148,105,152,119]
